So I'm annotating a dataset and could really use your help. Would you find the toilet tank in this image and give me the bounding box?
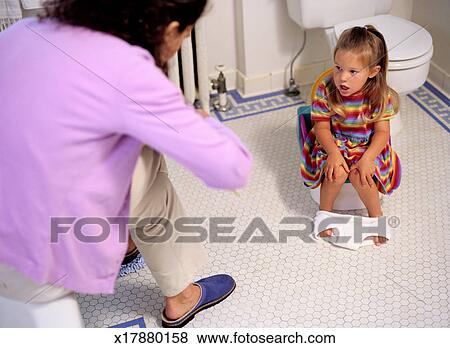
[287,0,392,29]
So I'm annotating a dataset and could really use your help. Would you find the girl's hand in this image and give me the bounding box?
[350,156,376,187]
[325,151,350,181]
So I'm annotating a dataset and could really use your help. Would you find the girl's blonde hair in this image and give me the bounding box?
[327,25,399,122]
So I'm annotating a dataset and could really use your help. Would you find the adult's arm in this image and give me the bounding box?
[116,53,252,190]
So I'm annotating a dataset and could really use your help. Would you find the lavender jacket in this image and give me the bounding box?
[0,18,252,294]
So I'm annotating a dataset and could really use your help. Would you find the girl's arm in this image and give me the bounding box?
[363,90,395,161]
[314,121,341,156]
[362,120,390,161]
[314,121,350,179]
[351,120,390,187]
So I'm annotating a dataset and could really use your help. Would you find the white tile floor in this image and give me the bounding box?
[78,83,450,328]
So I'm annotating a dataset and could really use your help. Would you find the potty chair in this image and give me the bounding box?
[297,105,367,210]
[287,0,433,136]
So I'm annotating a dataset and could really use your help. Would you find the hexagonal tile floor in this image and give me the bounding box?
[77,81,450,328]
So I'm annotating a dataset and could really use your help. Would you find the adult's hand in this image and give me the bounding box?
[196,109,210,118]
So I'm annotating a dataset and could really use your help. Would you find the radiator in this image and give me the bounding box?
[167,18,210,111]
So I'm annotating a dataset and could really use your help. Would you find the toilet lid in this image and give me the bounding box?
[334,15,433,61]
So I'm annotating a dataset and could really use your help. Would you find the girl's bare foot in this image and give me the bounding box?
[318,228,333,238]
[372,235,387,246]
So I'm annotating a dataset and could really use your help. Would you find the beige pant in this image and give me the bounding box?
[0,147,207,305]
[129,147,208,297]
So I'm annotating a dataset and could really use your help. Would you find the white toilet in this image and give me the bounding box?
[287,0,433,136]
[289,0,432,210]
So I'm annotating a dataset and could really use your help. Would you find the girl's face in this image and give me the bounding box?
[159,22,194,64]
[333,49,380,97]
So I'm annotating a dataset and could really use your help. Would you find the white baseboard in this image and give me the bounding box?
[208,61,330,98]
[234,61,329,97]
[428,61,450,97]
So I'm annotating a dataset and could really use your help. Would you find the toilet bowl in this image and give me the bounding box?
[287,0,433,136]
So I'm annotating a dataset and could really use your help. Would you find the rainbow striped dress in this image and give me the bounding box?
[300,70,401,195]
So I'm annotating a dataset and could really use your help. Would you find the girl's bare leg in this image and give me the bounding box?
[348,170,386,246]
[318,167,349,237]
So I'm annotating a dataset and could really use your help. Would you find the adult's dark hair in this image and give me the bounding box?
[40,0,208,68]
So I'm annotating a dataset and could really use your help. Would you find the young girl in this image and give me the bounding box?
[301,25,401,246]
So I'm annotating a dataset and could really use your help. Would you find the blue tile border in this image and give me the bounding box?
[217,102,306,123]
[212,88,305,122]
[424,81,450,107]
[229,89,288,103]
[407,94,450,133]
[110,317,147,328]
[407,81,450,134]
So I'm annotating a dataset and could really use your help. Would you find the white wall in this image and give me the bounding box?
[204,0,418,96]
[390,0,414,19]
[237,0,331,76]
[234,0,332,95]
[412,0,450,94]
[22,8,43,17]
[204,0,331,94]
[203,0,238,88]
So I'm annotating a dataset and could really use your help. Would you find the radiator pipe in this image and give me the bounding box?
[211,65,231,112]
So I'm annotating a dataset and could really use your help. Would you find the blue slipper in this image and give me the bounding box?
[161,274,236,328]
